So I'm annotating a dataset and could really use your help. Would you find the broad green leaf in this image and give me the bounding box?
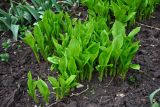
[130,64,140,70]
[58,56,69,78]
[79,53,91,67]
[125,12,136,22]
[112,20,125,38]
[59,76,66,88]
[48,56,60,64]
[27,71,38,103]
[97,46,112,77]
[128,27,141,40]
[68,57,77,75]
[25,3,40,20]
[112,35,123,57]
[68,38,81,57]
[23,11,32,22]
[100,30,110,46]
[48,76,59,87]
[37,79,50,103]
[86,42,100,54]
[66,75,76,86]
[11,24,19,41]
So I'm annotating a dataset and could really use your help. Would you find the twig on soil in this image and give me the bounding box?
[136,22,160,31]
[70,85,89,97]
[105,77,114,88]
[47,85,89,107]
[47,100,62,107]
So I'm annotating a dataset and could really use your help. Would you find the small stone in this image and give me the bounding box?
[116,93,125,97]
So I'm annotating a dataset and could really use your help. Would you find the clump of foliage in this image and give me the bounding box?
[81,0,160,25]
[28,71,78,103]
[0,39,10,62]
[0,0,61,40]
[150,88,160,107]
[27,71,50,104]
[25,0,160,105]
[26,10,140,103]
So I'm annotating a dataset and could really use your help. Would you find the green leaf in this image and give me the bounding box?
[25,3,40,20]
[100,30,110,46]
[37,79,50,103]
[128,27,141,40]
[58,56,69,78]
[27,71,38,103]
[11,24,19,41]
[66,75,76,86]
[112,20,125,38]
[48,76,59,88]
[68,57,77,75]
[68,38,81,57]
[59,76,66,88]
[86,42,100,54]
[98,46,112,69]
[130,64,140,70]
[125,12,136,22]
[23,11,32,22]
[112,36,123,59]
[48,56,60,64]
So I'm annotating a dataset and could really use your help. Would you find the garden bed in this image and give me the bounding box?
[0,5,160,107]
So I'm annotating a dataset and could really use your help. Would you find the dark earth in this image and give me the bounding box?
[0,3,160,107]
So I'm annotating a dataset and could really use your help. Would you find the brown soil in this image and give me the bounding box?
[0,6,160,107]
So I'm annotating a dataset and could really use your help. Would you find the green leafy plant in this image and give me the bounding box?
[96,20,140,81]
[81,0,110,17]
[81,0,160,25]
[25,10,140,82]
[23,11,72,62]
[48,75,77,100]
[37,79,50,103]
[27,71,50,103]
[27,71,38,103]
[0,0,61,40]
[24,8,144,104]
[24,0,160,105]
[150,88,160,107]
